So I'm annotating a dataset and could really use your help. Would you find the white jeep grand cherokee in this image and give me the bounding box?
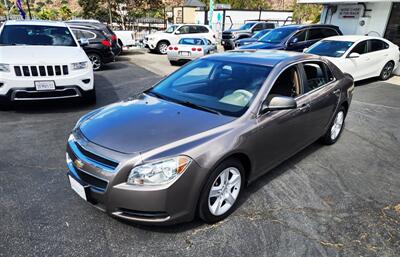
[144,24,216,54]
[0,20,95,108]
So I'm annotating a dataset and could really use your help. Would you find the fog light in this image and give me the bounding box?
[82,79,91,84]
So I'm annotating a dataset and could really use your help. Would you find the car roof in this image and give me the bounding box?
[321,35,386,42]
[4,20,67,27]
[281,24,339,29]
[204,50,317,67]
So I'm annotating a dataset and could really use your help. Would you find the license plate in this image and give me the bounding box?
[180,51,190,56]
[68,175,87,201]
[35,81,55,91]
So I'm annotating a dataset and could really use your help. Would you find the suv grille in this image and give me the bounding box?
[222,32,233,39]
[14,65,69,77]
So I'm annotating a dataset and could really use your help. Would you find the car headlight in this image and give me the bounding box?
[71,61,88,70]
[0,63,10,72]
[127,156,192,186]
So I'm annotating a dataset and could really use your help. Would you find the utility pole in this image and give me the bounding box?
[26,0,32,19]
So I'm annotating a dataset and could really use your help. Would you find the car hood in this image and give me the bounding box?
[0,46,88,64]
[79,94,235,154]
[239,42,283,50]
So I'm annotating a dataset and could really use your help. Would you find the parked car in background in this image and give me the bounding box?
[70,25,115,71]
[67,20,122,56]
[235,29,272,48]
[0,20,95,108]
[305,35,400,81]
[167,37,217,65]
[66,50,353,225]
[114,30,136,48]
[221,22,276,50]
[144,24,216,54]
[239,24,342,52]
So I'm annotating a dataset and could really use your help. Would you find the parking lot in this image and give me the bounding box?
[0,52,399,257]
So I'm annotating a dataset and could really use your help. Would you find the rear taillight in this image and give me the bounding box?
[174,47,178,50]
[197,48,202,51]
[101,39,112,47]
[168,46,173,50]
[111,35,117,41]
[191,48,202,51]
[191,47,196,51]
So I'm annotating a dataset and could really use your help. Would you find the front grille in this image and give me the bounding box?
[222,32,233,39]
[13,88,79,100]
[76,168,108,190]
[118,208,169,219]
[14,65,69,77]
[75,142,119,169]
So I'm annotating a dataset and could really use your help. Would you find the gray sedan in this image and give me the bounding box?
[66,50,354,225]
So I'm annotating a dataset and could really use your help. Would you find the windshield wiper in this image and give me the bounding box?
[146,90,168,100]
[175,100,221,115]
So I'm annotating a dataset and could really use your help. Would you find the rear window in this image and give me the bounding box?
[0,25,77,46]
[179,38,205,45]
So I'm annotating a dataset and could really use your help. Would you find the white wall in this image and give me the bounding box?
[322,2,392,37]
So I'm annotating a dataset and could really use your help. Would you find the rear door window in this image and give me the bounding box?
[301,62,334,93]
[197,26,209,33]
[321,28,339,38]
[308,28,325,41]
[369,39,389,52]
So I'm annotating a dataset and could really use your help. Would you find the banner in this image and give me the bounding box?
[16,0,26,19]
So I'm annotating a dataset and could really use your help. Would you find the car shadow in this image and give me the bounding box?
[120,141,324,233]
[354,77,381,87]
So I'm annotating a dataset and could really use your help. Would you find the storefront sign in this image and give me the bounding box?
[339,6,361,19]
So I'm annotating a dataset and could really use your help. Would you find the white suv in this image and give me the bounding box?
[144,24,216,54]
[0,20,95,108]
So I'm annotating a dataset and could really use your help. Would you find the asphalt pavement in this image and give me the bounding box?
[0,55,399,257]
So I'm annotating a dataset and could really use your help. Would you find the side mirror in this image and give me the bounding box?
[175,31,181,35]
[348,52,360,58]
[261,96,297,113]
[79,38,89,47]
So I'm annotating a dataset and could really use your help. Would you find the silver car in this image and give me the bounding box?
[167,38,217,65]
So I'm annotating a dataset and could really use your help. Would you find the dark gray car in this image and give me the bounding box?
[66,50,354,225]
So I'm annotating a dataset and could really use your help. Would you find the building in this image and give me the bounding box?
[298,0,400,47]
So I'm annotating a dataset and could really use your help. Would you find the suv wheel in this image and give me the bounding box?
[157,41,169,54]
[198,158,244,223]
[88,53,102,71]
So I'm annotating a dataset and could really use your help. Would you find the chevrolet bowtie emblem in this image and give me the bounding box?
[74,159,84,169]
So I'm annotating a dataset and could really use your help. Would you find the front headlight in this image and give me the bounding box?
[0,63,10,72]
[71,61,88,70]
[127,156,192,186]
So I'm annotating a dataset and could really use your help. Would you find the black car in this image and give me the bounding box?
[221,22,276,50]
[70,25,115,71]
[239,24,342,52]
[67,20,122,56]
[235,29,272,48]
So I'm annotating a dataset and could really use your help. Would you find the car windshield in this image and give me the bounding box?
[239,23,256,30]
[165,25,178,33]
[258,27,297,44]
[0,25,77,46]
[179,38,205,45]
[253,30,271,39]
[306,40,354,57]
[148,59,272,117]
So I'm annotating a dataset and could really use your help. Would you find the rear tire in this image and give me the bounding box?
[169,60,178,66]
[321,106,346,145]
[198,158,244,223]
[379,61,394,80]
[88,53,103,71]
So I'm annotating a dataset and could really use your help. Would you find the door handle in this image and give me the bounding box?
[298,103,311,112]
[333,89,341,95]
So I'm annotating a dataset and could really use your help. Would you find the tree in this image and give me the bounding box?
[291,1,322,24]
[36,7,58,20]
[59,5,72,20]
[200,0,270,10]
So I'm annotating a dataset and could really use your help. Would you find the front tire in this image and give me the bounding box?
[321,106,346,145]
[198,158,244,223]
[379,61,394,80]
[157,41,169,54]
[88,53,103,71]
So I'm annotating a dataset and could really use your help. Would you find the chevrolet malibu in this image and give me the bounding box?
[66,50,354,225]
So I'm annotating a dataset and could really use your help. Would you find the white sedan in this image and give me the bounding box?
[167,38,217,65]
[305,35,400,81]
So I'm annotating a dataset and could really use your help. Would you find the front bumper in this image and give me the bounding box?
[221,39,235,49]
[66,133,203,225]
[0,68,94,101]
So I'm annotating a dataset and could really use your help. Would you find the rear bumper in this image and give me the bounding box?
[101,51,115,64]
[167,52,203,62]
[66,134,203,225]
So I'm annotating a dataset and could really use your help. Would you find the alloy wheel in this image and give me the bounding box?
[208,167,241,216]
[89,55,101,71]
[159,43,168,54]
[331,111,344,141]
[382,62,394,80]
